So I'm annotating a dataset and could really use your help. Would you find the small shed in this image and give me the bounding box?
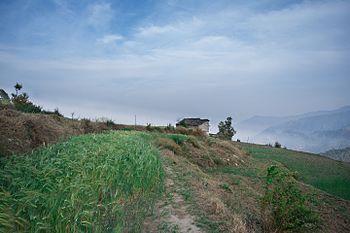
[176,118,210,134]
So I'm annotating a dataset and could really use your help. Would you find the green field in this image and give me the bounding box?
[239,143,350,200]
[0,131,164,233]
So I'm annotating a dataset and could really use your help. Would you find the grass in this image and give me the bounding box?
[0,131,164,233]
[239,143,350,200]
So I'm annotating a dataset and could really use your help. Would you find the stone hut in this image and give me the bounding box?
[176,118,210,134]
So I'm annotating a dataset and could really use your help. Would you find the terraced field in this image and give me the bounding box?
[238,143,350,200]
[1,130,350,233]
[0,131,164,232]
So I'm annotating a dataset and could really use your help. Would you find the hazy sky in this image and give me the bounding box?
[0,0,349,129]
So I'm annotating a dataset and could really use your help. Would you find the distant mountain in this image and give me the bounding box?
[322,147,350,162]
[237,106,350,155]
[252,106,350,153]
[235,107,350,141]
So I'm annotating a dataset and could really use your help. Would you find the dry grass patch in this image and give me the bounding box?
[154,138,181,154]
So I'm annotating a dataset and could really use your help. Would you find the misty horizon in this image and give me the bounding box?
[1,0,349,132]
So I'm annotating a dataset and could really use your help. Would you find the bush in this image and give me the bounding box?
[166,123,175,131]
[146,123,152,131]
[106,119,115,127]
[166,134,188,145]
[13,97,42,113]
[261,165,320,232]
[10,83,42,113]
[81,118,93,133]
[274,142,282,148]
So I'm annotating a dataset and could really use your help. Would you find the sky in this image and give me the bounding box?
[0,0,349,131]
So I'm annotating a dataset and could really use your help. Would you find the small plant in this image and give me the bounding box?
[232,179,241,186]
[181,189,192,201]
[261,165,320,232]
[146,123,152,131]
[166,123,175,131]
[213,156,224,165]
[220,183,232,193]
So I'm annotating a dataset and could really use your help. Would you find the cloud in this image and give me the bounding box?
[96,34,123,44]
[0,0,349,127]
[87,2,114,29]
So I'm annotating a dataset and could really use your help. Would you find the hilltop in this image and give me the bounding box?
[0,109,350,232]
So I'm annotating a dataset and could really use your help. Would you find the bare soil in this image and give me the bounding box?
[143,160,202,233]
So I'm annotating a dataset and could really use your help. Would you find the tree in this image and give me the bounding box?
[13,82,22,97]
[11,83,42,113]
[217,117,236,140]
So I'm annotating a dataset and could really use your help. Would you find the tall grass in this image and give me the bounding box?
[0,131,164,233]
[239,143,350,200]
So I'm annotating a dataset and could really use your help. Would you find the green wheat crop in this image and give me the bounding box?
[0,131,164,233]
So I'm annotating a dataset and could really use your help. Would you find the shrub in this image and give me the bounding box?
[81,118,93,133]
[166,123,175,131]
[274,141,282,148]
[106,119,115,127]
[261,165,321,232]
[11,83,42,113]
[13,95,42,113]
[166,134,188,145]
[146,123,152,131]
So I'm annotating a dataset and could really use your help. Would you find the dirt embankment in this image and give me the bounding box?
[0,108,147,156]
[0,108,207,157]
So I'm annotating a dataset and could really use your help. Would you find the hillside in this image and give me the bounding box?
[322,147,350,162]
[1,110,350,232]
[0,108,151,156]
[237,106,350,154]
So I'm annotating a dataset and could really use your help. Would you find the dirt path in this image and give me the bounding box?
[143,161,203,233]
